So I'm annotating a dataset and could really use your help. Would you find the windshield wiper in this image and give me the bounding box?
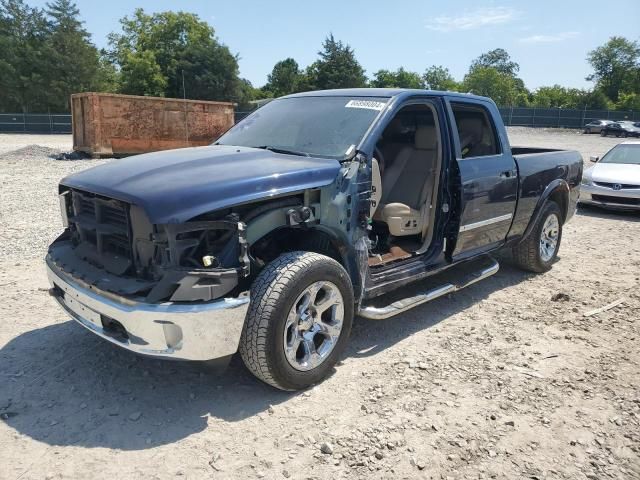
[254,145,310,157]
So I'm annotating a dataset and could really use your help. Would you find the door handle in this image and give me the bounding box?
[499,170,512,178]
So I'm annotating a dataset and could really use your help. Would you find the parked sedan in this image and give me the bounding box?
[583,119,613,134]
[600,122,640,138]
[580,141,640,210]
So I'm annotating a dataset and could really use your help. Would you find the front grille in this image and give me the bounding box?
[594,181,640,190]
[69,189,133,275]
[592,194,640,206]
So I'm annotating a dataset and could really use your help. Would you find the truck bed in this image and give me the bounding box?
[509,146,583,240]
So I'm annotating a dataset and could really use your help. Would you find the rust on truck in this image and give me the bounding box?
[71,92,234,157]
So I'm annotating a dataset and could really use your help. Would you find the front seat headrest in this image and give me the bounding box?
[459,117,484,146]
[415,125,437,150]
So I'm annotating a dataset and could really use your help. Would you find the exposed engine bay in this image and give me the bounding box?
[48,187,334,304]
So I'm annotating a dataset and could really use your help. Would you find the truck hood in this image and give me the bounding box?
[61,145,341,223]
[588,162,640,184]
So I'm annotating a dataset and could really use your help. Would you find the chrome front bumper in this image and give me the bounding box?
[580,184,640,210]
[46,261,250,361]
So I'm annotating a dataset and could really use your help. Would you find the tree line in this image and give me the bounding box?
[1,0,639,113]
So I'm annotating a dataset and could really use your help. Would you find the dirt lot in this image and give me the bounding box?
[1,129,639,480]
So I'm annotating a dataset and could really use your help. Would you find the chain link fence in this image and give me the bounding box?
[2,108,638,134]
[498,107,638,128]
[0,113,72,133]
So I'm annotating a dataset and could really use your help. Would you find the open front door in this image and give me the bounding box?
[448,100,518,259]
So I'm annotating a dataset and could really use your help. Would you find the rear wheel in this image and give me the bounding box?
[512,202,562,273]
[239,251,354,390]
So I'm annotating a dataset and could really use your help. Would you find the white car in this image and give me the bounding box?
[580,141,640,210]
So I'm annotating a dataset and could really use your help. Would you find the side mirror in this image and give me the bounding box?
[590,156,599,163]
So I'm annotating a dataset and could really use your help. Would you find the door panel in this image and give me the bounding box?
[447,100,518,259]
[452,154,518,256]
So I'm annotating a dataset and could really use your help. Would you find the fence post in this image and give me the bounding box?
[509,105,513,126]
[532,108,536,127]
[581,106,586,127]
[557,107,561,128]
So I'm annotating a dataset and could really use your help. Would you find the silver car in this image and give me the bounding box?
[583,119,614,134]
[580,140,640,210]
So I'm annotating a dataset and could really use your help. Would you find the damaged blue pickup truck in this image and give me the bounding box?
[47,89,582,390]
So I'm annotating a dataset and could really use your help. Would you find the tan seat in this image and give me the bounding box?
[375,125,438,237]
[458,116,494,158]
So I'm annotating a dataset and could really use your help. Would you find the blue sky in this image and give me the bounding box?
[30,0,640,90]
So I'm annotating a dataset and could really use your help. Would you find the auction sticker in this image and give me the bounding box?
[345,100,386,111]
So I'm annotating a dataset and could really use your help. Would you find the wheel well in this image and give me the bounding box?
[548,188,568,223]
[250,227,345,267]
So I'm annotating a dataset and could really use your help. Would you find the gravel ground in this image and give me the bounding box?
[1,130,639,480]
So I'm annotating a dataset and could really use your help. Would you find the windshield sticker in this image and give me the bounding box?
[345,100,386,111]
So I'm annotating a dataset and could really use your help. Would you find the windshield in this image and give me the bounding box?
[600,144,640,165]
[216,96,389,159]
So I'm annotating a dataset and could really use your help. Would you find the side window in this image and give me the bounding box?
[451,103,500,158]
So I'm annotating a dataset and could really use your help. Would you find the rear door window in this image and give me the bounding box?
[451,103,500,158]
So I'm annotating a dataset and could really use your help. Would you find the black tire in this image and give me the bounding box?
[239,251,354,390]
[621,132,628,138]
[512,202,563,273]
[600,130,607,137]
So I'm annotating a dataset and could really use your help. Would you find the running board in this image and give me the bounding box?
[358,259,499,320]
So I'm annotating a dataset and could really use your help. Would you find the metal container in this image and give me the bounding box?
[71,93,234,157]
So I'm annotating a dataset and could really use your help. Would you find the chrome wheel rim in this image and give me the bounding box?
[283,281,344,371]
[539,214,560,262]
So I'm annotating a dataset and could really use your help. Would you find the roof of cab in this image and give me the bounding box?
[283,88,492,103]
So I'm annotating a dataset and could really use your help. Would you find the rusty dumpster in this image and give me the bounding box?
[71,93,235,157]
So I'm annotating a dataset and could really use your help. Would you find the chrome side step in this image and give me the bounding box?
[358,259,499,320]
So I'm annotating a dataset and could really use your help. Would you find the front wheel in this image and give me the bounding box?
[239,251,354,390]
[512,202,563,273]
[600,130,607,137]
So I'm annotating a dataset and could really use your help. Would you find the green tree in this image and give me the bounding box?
[0,0,52,112]
[422,65,459,91]
[108,9,243,102]
[470,48,519,76]
[370,67,424,89]
[463,67,519,106]
[94,51,120,93]
[465,48,530,106]
[616,92,640,111]
[118,50,166,97]
[236,78,269,110]
[531,86,612,109]
[583,89,611,110]
[45,0,104,111]
[264,58,303,97]
[587,36,640,102]
[306,34,367,90]
[531,85,577,108]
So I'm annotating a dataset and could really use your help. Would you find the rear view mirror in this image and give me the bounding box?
[589,156,599,163]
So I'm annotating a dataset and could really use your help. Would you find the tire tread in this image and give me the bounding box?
[239,251,348,390]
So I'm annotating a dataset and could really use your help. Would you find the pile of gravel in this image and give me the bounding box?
[1,144,94,161]
[1,144,62,160]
